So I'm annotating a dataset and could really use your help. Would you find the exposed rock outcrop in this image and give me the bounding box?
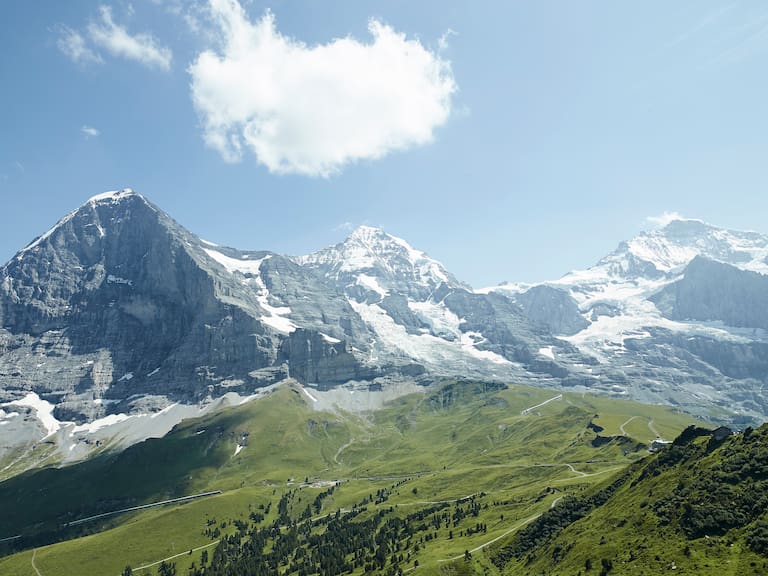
[651,256,768,330]
[514,285,589,336]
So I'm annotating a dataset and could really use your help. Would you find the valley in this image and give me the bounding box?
[0,380,699,575]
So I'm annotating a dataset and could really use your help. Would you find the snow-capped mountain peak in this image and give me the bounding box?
[15,188,150,257]
[88,188,141,205]
[561,219,768,285]
[625,219,708,273]
[347,224,387,243]
[344,225,448,279]
[298,225,466,298]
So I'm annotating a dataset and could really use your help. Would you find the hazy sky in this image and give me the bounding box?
[2,1,768,287]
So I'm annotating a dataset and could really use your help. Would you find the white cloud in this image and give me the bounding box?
[645,211,687,228]
[57,26,103,64]
[81,125,100,139]
[189,1,457,177]
[333,221,355,233]
[438,29,457,52]
[151,0,210,37]
[88,6,172,70]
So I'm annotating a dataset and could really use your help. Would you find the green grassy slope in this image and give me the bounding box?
[491,424,768,576]
[0,384,354,538]
[0,380,702,575]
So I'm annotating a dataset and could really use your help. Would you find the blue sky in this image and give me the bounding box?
[2,1,768,287]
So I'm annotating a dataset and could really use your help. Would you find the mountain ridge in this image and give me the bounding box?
[2,191,768,469]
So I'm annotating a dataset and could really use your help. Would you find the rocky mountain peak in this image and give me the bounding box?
[658,218,711,238]
[627,218,768,275]
[346,224,387,243]
[14,188,156,259]
[298,225,466,300]
[0,189,203,339]
[87,188,142,205]
[0,189,292,424]
[576,219,768,282]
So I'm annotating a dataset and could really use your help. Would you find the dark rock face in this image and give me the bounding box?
[0,193,289,419]
[443,291,536,363]
[441,290,582,378]
[651,256,768,331]
[378,294,430,335]
[670,334,768,381]
[277,329,376,388]
[257,254,369,345]
[0,192,372,420]
[514,285,589,336]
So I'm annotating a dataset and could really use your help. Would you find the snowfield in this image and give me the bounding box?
[349,298,511,368]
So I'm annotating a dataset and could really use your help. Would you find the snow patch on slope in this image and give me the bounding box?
[258,304,296,333]
[72,413,130,434]
[408,299,461,338]
[204,248,268,275]
[388,232,449,283]
[410,299,511,364]
[558,273,763,362]
[350,299,510,366]
[357,274,388,297]
[539,346,555,360]
[4,393,61,437]
[320,333,341,344]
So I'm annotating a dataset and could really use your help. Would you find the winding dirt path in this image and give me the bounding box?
[564,463,587,477]
[647,418,662,439]
[437,512,543,563]
[619,416,637,436]
[132,540,220,574]
[31,549,43,576]
[520,394,563,416]
[333,438,356,466]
